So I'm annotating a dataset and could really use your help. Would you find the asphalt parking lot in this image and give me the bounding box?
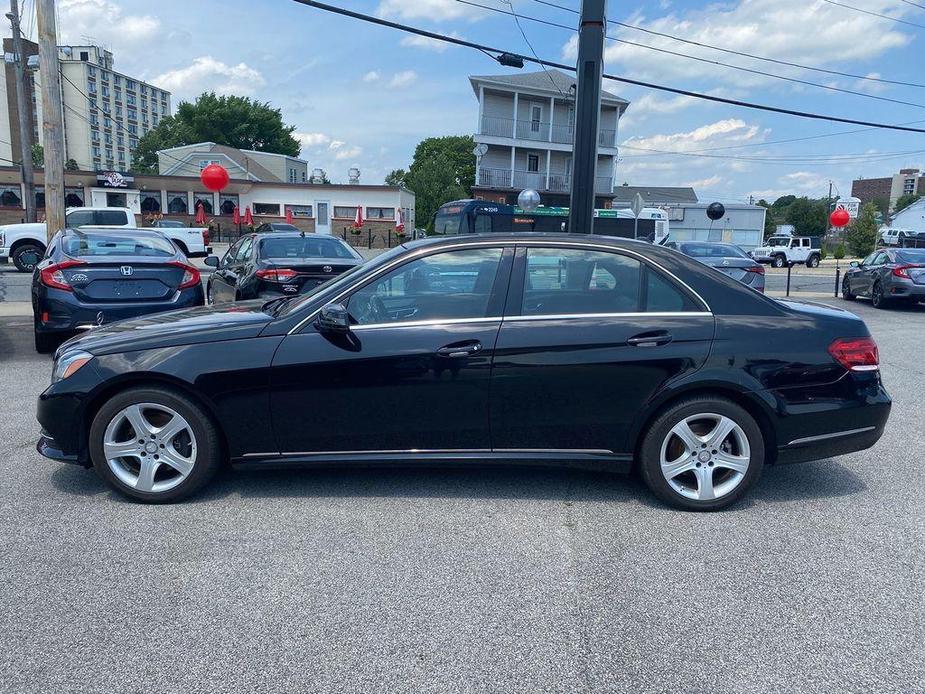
[1,295,923,692]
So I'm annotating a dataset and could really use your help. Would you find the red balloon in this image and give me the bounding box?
[830,207,850,228]
[200,163,230,192]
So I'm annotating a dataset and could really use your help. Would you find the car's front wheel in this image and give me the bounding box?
[842,277,856,300]
[772,255,785,268]
[88,386,222,503]
[639,397,765,511]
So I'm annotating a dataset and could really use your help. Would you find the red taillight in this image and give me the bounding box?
[828,337,879,372]
[892,264,923,278]
[168,261,201,289]
[256,268,298,282]
[39,259,85,291]
[746,265,765,275]
[202,229,210,246]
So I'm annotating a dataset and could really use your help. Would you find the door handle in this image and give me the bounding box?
[437,340,483,358]
[627,331,672,347]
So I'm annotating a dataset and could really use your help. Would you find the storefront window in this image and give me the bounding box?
[219,193,239,215]
[140,192,161,213]
[64,187,85,208]
[193,193,213,214]
[333,206,358,219]
[167,192,188,214]
[366,207,395,220]
[0,186,21,207]
[253,202,280,216]
[287,204,313,217]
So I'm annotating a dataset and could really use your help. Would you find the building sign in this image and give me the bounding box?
[97,171,134,188]
[841,197,861,219]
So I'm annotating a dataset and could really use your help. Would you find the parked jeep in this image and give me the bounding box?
[751,236,821,268]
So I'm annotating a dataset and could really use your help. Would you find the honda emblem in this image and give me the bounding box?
[120,265,134,276]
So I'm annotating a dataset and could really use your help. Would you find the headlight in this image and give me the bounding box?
[52,350,93,383]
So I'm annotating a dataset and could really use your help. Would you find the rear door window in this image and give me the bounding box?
[66,210,94,228]
[96,210,130,226]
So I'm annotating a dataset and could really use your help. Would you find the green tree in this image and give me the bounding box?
[870,196,890,217]
[65,158,79,171]
[784,196,827,237]
[31,143,43,167]
[132,92,301,173]
[401,135,475,227]
[385,168,406,186]
[894,193,921,214]
[756,199,776,239]
[846,202,879,258]
[771,194,797,211]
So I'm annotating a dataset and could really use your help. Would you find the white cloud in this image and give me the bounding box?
[377,0,486,21]
[296,132,331,148]
[400,32,463,53]
[58,0,159,61]
[563,0,913,91]
[362,71,381,83]
[684,175,724,189]
[623,118,766,153]
[388,70,418,88]
[328,140,346,150]
[153,57,265,100]
[334,145,363,161]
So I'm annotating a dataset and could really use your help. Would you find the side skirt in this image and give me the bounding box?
[231,449,633,473]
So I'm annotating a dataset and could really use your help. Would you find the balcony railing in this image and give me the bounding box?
[480,116,618,148]
[478,167,614,194]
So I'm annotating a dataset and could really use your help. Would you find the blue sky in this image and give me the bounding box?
[38,0,925,203]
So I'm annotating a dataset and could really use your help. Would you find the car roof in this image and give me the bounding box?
[254,231,349,241]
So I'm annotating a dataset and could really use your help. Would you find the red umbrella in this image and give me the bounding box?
[243,206,254,226]
[285,207,294,225]
[232,205,240,225]
[195,202,207,225]
[353,205,364,228]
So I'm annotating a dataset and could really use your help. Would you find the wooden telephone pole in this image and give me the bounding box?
[7,0,35,223]
[35,0,64,242]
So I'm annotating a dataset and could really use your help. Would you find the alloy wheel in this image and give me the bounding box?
[102,403,197,493]
[872,283,884,308]
[659,413,751,501]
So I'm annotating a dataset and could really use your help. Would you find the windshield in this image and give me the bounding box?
[63,231,175,257]
[276,243,409,317]
[259,236,359,260]
[680,243,750,259]
[434,212,463,235]
[896,249,925,263]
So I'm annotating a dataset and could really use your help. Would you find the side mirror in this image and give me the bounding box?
[316,303,350,333]
[849,261,859,268]
[204,255,220,267]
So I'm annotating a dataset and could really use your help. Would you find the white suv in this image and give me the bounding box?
[751,236,822,268]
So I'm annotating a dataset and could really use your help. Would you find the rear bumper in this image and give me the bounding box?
[35,286,205,334]
[884,278,925,299]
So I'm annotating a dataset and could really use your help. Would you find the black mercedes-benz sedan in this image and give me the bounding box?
[32,227,204,353]
[36,234,891,510]
[205,232,363,304]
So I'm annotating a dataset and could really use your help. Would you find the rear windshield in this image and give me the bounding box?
[62,232,175,257]
[680,243,749,259]
[270,224,299,232]
[259,236,358,260]
[896,249,925,263]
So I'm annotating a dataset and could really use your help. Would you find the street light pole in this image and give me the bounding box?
[567,0,607,235]
[35,0,65,243]
[7,0,36,223]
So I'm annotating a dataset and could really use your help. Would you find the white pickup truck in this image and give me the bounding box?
[750,235,822,268]
[0,207,211,271]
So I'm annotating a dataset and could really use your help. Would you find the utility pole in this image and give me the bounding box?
[824,180,833,240]
[35,0,64,242]
[7,0,35,223]
[567,0,606,235]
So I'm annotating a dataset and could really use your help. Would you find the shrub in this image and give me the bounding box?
[833,244,845,260]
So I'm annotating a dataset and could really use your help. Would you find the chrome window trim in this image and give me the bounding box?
[287,238,713,335]
[787,426,876,447]
[503,311,712,322]
[352,316,502,331]
[287,240,510,335]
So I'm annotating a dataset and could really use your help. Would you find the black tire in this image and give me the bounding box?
[206,281,214,305]
[772,255,786,268]
[806,254,820,268]
[12,243,44,272]
[88,386,223,503]
[871,281,890,309]
[842,277,856,301]
[638,396,765,512]
[34,329,59,354]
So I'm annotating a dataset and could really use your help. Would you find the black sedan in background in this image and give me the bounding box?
[32,228,204,353]
[36,234,890,510]
[842,247,925,308]
[664,241,765,293]
[205,232,363,304]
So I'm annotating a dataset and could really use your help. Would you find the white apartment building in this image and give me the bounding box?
[58,44,171,171]
[0,39,172,172]
[470,69,628,207]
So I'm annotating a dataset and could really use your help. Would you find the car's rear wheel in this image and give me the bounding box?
[772,255,785,268]
[12,243,43,272]
[88,387,222,503]
[639,397,764,511]
[871,281,890,309]
[806,254,820,268]
[842,277,856,300]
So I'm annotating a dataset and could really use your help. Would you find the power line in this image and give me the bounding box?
[532,0,925,90]
[290,0,925,133]
[819,0,925,29]
[501,0,567,98]
[900,0,925,10]
[459,0,925,110]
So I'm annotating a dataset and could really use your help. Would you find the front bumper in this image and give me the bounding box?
[0,246,9,260]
